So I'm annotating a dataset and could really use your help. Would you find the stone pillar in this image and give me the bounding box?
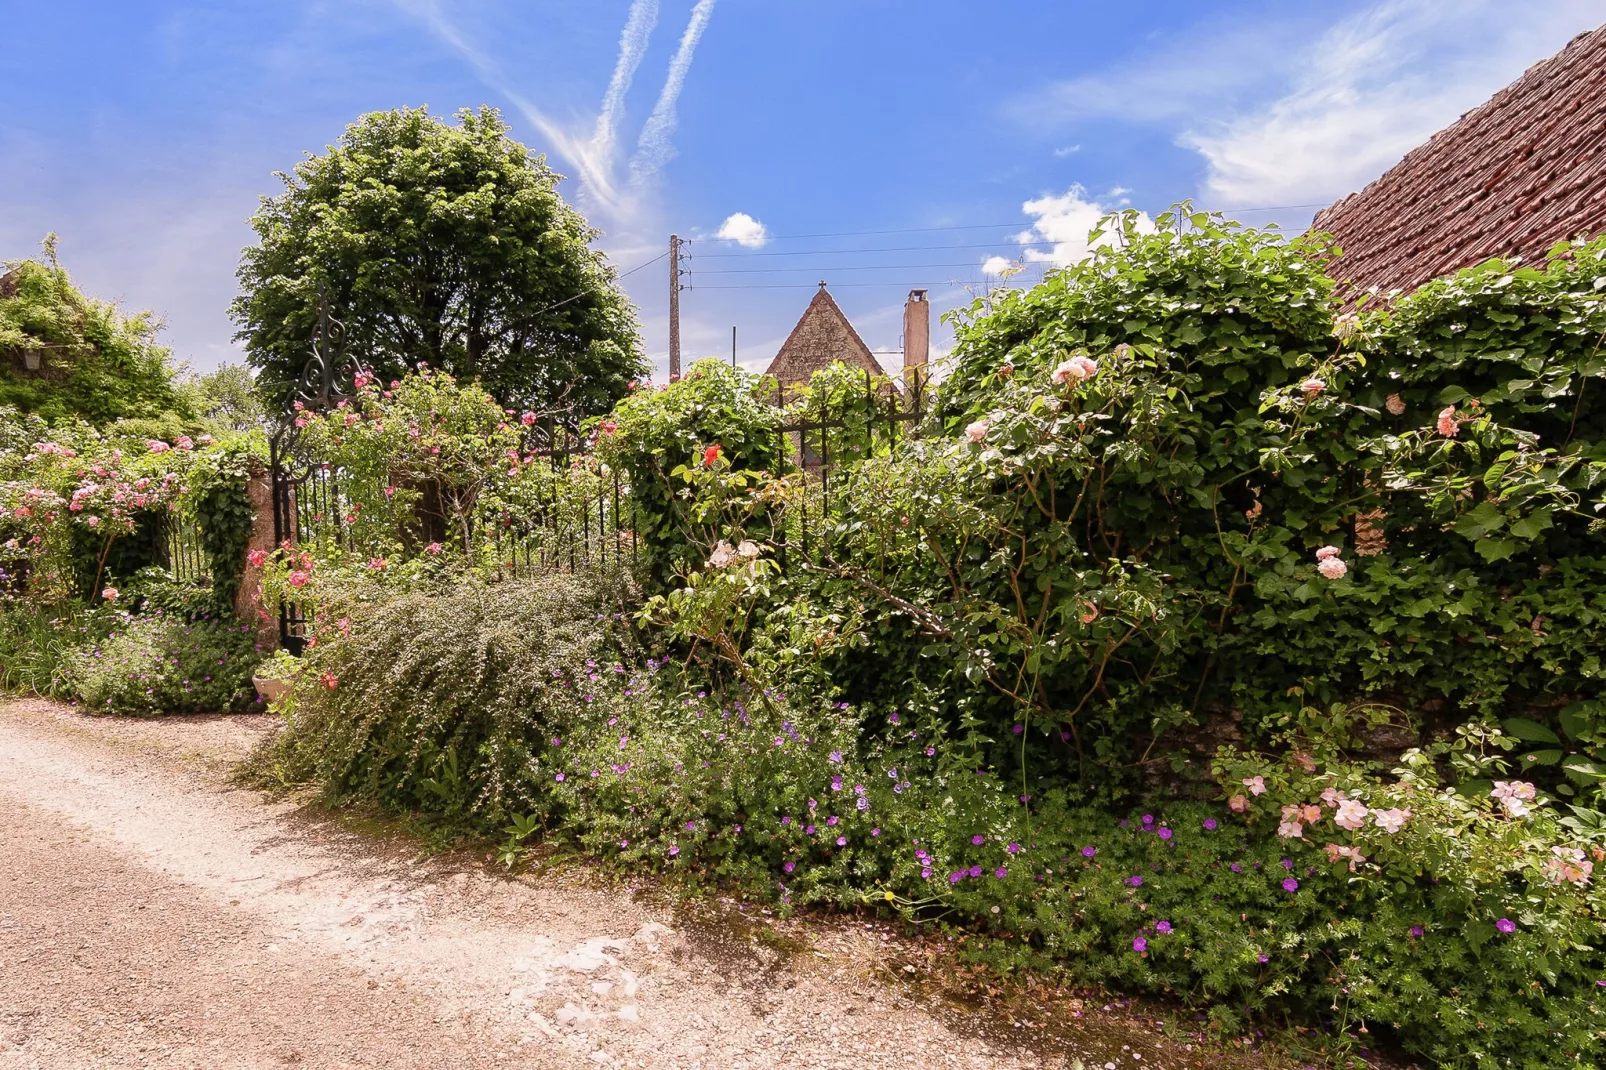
[234,463,280,650]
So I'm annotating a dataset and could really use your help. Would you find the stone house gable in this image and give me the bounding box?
[763,284,887,393]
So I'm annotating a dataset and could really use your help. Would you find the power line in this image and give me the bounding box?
[691,261,1048,274]
[693,204,1330,243]
[688,281,991,290]
[689,240,1061,259]
[533,250,668,315]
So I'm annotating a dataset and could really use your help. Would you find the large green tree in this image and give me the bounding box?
[232,106,645,417]
[0,235,189,424]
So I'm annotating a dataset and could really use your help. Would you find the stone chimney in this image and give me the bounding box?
[902,289,929,386]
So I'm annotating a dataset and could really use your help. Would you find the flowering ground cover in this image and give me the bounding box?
[259,569,1605,1068]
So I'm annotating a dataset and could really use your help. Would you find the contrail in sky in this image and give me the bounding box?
[397,0,622,210]
[629,0,717,188]
[592,0,661,167]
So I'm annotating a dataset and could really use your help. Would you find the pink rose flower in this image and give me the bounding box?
[1370,807,1409,834]
[1317,557,1348,580]
[1334,799,1369,830]
[1436,406,1460,437]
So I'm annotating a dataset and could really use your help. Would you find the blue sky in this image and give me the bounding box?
[4,0,1604,379]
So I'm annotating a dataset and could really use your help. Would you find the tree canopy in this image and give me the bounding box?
[232,106,645,418]
[0,236,190,425]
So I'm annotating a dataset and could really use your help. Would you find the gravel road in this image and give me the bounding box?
[0,699,1293,1070]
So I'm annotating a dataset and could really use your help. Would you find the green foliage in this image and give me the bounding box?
[0,237,191,424]
[0,601,111,698]
[232,106,646,414]
[65,610,265,715]
[183,437,262,607]
[185,363,267,433]
[262,571,639,826]
[638,216,1606,799]
[0,409,237,604]
[597,359,788,585]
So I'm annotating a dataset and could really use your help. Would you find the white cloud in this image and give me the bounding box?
[1010,186,1155,268]
[1010,0,1606,211]
[1180,0,1606,206]
[1010,20,1309,128]
[981,255,1013,275]
[1052,145,1081,158]
[629,0,718,188]
[715,212,768,248]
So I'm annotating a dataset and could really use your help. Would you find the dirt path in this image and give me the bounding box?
[0,700,1289,1070]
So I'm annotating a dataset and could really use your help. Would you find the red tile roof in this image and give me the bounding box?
[1314,23,1606,302]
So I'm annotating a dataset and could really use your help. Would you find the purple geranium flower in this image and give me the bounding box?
[1497,918,1517,933]
[1155,921,1172,934]
[1133,937,1147,953]
[1282,877,1299,892]
[1203,818,1217,831]
[1081,846,1097,858]
[972,834,985,846]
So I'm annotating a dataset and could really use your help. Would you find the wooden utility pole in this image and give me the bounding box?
[731,325,737,367]
[668,234,682,380]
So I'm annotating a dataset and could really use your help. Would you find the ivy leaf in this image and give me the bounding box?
[1508,510,1554,540]
[1502,718,1560,744]
[1474,537,1517,562]
[1454,502,1507,540]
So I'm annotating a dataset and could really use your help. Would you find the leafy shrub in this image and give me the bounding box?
[183,438,260,607]
[264,570,640,824]
[66,610,265,715]
[598,359,787,586]
[1,239,192,424]
[633,217,1606,801]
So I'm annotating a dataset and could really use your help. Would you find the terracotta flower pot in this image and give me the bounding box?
[253,676,292,706]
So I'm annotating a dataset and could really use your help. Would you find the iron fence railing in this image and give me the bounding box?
[155,510,210,588]
[266,366,932,646]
